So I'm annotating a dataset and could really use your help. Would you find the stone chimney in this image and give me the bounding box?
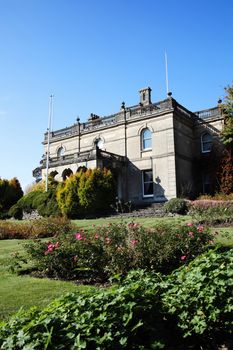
[139,87,152,106]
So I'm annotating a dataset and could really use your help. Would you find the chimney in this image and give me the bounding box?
[139,87,152,106]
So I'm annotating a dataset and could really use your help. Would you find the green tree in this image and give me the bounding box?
[221,84,233,147]
[0,177,23,218]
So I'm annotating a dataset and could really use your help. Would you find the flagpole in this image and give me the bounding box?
[165,51,169,96]
[45,94,53,192]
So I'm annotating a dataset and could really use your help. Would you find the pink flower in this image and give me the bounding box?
[187,223,193,227]
[94,234,99,240]
[130,239,138,246]
[75,233,83,240]
[188,232,194,237]
[47,244,55,252]
[180,255,187,261]
[197,225,204,232]
[105,237,111,244]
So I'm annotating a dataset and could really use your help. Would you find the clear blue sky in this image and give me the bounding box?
[0,0,232,191]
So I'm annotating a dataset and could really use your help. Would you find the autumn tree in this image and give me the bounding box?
[221,84,233,147]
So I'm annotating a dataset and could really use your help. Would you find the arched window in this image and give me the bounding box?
[96,138,104,149]
[201,133,212,153]
[141,128,152,151]
[57,146,65,158]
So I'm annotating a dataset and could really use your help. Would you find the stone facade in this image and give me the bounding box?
[33,88,224,204]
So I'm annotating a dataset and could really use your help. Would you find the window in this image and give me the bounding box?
[142,169,153,197]
[201,133,212,153]
[141,128,152,150]
[96,138,104,149]
[202,173,211,194]
[57,147,65,157]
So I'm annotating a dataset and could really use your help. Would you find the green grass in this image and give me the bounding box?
[0,239,93,321]
[72,215,192,230]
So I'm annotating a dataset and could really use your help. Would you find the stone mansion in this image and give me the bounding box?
[33,87,224,204]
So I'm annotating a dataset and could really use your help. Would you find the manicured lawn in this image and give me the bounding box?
[0,239,93,321]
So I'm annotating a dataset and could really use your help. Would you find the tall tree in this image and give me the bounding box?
[221,84,233,147]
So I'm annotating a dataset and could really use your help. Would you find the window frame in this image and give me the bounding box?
[142,169,154,198]
[141,128,152,151]
[201,133,212,153]
[57,146,65,158]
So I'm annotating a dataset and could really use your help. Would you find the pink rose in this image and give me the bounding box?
[75,233,83,240]
[180,255,187,261]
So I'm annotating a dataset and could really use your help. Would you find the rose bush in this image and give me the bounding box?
[19,221,214,281]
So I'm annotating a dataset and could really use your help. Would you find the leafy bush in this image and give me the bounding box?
[15,187,61,218]
[162,247,233,342]
[0,177,23,219]
[164,198,188,215]
[0,217,75,240]
[21,222,214,280]
[0,270,168,350]
[189,199,233,224]
[8,204,23,220]
[56,168,116,218]
[1,249,232,349]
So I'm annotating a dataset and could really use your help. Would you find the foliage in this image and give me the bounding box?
[221,84,233,146]
[1,249,232,349]
[198,193,233,200]
[21,221,214,280]
[164,198,188,215]
[8,204,23,220]
[189,199,233,225]
[0,271,168,350]
[162,247,233,341]
[218,148,233,194]
[56,171,83,219]
[57,168,116,218]
[0,217,75,240]
[0,177,23,219]
[13,184,61,218]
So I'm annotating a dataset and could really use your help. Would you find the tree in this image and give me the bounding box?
[0,177,23,218]
[221,84,233,147]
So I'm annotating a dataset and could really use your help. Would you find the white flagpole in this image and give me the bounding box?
[45,94,53,192]
[165,51,169,96]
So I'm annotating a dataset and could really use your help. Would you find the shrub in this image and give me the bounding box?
[162,247,233,343]
[56,168,116,218]
[8,204,23,220]
[0,217,75,240]
[0,271,169,350]
[21,222,214,280]
[189,199,233,224]
[14,187,61,218]
[164,198,188,215]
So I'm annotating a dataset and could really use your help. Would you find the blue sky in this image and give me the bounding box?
[0,0,232,190]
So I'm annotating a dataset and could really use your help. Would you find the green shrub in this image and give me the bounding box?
[164,198,188,215]
[15,187,61,218]
[21,221,214,280]
[8,204,23,220]
[162,247,233,340]
[189,199,233,224]
[0,270,168,350]
[56,168,116,218]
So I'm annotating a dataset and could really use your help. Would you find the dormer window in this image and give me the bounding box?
[201,133,212,153]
